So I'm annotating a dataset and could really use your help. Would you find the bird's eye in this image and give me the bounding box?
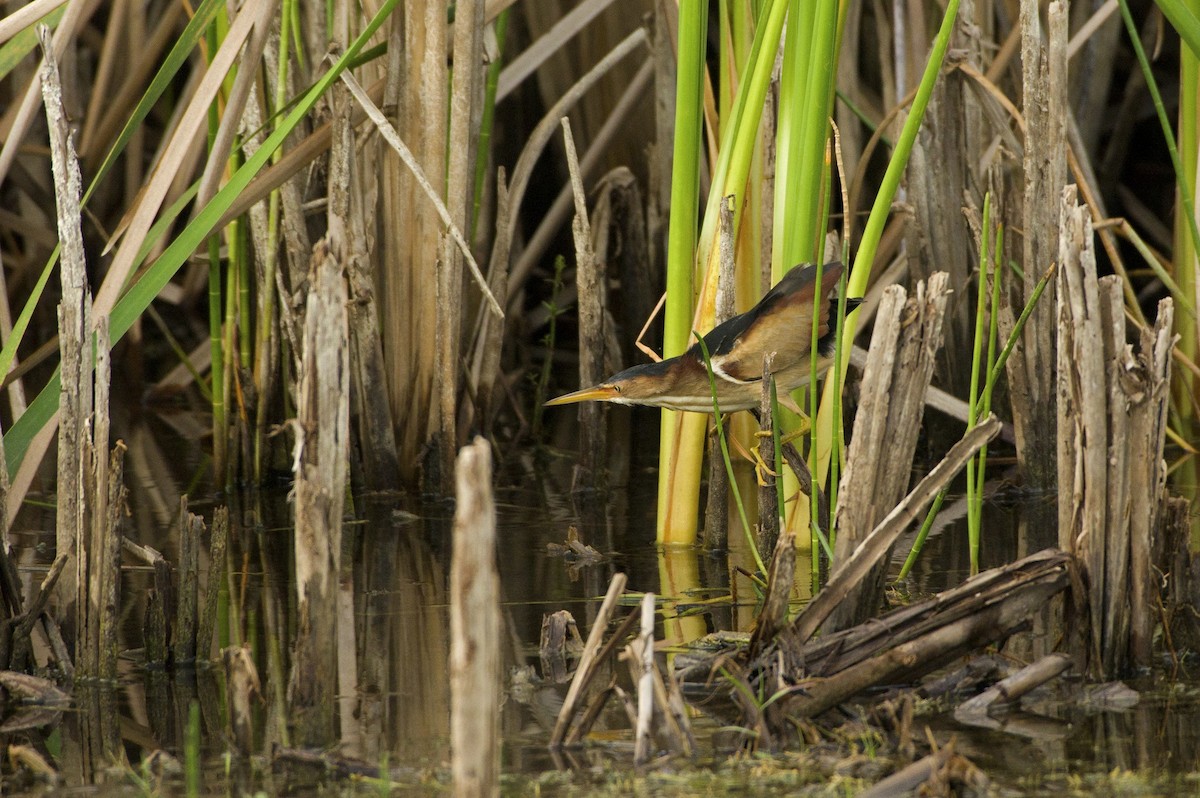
[613,385,622,393]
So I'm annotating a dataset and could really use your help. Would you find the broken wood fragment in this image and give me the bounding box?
[954,653,1073,723]
[552,572,627,747]
[450,437,501,798]
[793,415,1001,644]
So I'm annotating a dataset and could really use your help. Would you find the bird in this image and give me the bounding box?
[545,262,860,416]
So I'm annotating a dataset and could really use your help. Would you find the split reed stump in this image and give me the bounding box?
[1055,186,1175,676]
[288,236,350,744]
[1006,0,1068,492]
[827,273,950,631]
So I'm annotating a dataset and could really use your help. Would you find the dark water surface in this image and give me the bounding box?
[5,436,1200,795]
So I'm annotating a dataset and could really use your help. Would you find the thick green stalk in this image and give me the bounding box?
[660,0,789,544]
[657,0,707,543]
[774,0,840,272]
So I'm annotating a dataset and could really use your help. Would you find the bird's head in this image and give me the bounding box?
[544,359,683,408]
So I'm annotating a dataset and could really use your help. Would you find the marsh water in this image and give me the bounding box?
[5,412,1200,796]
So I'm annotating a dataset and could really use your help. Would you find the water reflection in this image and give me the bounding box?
[5,438,1200,793]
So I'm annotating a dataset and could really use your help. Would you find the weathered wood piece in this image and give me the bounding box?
[1161,496,1199,654]
[198,506,229,663]
[552,572,628,747]
[793,416,1001,644]
[621,590,692,764]
[441,0,484,486]
[9,554,68,675]
[42,25,89,632]
[752,358,777,555]
[1056,187,1108,668]
[173,498,201,666]
[749,529,796,658]
[96,440,124,680]
[123,539,171,667]
[954,653,1073,723]
[632,592,655,765]
[288,237,349,744]
[450,438,501,798]
[903,0,984,395]
[827,273,950,631]
[540,610,583,684]
[563,606,640,746]
[563,118,607,491]
[223,642,261,756]
[858,745,956,798]
[1126,299,1174,667]
[470,171,512,433]
[378,1,447,488]
[1055,187,1176,675]
[329,82,399,492]
[705,198,738,551]
[78,322,112,679]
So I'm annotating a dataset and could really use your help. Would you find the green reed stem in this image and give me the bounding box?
[965,194,991,572]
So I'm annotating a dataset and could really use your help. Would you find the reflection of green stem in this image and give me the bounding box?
[694,332,766,575]
[899,261,1054,579]
[186,701,200,798]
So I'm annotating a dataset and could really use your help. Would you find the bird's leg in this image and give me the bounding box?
[777,440,830,538]
[752,411,811,448]
[711,413,778,486]
[755,388,813,443]
[726,427,777,486]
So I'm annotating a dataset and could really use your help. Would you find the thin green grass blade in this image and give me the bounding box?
[899,262,1054,578]
[965,194,991,570]
[1120,0,1200,277]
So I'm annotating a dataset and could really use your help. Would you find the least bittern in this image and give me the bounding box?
[546,262,860,415]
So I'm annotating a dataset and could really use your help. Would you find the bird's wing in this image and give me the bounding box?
[706,263,843,382]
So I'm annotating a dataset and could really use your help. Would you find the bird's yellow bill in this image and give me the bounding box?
[544,386,616,406]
